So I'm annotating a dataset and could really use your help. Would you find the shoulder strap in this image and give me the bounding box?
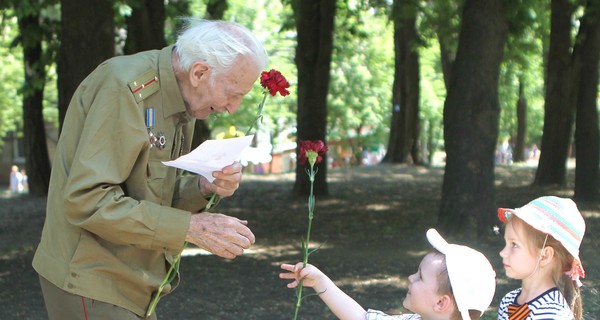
[128,70,160,103]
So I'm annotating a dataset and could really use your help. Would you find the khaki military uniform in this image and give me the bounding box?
[33,45,208,317]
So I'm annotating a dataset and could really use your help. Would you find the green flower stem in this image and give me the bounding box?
[205,193,219,211]
[246,92,267,136]
[148,82,272,317]
[146,192,220,317]
[146,250,181,317]
[293,165,316,320]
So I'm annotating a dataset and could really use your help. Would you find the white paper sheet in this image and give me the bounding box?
[162,135,254,182]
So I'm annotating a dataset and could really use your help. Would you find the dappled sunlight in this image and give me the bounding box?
[404,249,429,257]
[325,164,443,185]
[365,203,392,211]
[3,165,599,318]
[582,209,600,218]
[243,172,295,182]
[335,274,407,290]
[316,198,346,206]
[181,241,333,260]
[495,276,517,286]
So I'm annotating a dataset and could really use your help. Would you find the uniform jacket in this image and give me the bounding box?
[33,45,208,317]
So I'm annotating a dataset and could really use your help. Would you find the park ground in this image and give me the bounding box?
[0,163,598,319]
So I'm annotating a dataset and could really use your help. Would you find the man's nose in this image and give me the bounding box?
[229,104,241,114]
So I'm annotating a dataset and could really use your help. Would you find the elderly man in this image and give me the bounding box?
[33,19,268,319]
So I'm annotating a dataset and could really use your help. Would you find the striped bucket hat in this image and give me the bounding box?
[498,196,586,286]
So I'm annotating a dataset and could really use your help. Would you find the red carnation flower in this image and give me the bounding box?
[298,140,328,166]
[260,69,290,97]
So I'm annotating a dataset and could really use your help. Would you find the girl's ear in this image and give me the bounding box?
[433,294,453,313]
[540,246,555,266]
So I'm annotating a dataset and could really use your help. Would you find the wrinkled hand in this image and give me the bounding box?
[186,212,255,260]
[199,161,242,199]
[279,263,325,290]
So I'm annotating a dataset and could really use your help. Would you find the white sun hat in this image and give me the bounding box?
[497,196,586,286]
[426,228,496,320]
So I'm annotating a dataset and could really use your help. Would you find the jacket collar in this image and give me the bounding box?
[158,45,193,122]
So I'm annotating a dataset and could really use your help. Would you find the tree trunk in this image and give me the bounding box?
[205,0,228,20]
[438,0,508,236]
[18,10,51,196]
[432,0,461,91]
[534,0,575,186]
[438,36,454,91]
[574,2,600,202]
[123,0,166,55]
[58,0,115,132]
[383,0,421,165]
[292,0,336,196]
[513,79,527,162]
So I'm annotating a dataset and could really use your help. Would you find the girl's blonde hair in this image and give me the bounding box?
[509,217,583,319]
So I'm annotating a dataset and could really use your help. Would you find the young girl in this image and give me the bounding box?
[280,228,496,320]
[497,196,586,319]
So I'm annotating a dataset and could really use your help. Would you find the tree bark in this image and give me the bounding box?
[513,79,527,162]
[438,37,454,91]
[18,9,51,196]
[292,0,336,196]
[383,0,421,165]
[574,2,600,202]
[58,0,115,132]
[123,0,166,55]
[438,0,508,236]
[534,0,575,186]
[432,0,461,91]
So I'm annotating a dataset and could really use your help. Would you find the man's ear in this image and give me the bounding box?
[433,294,453,313]
[189,61,210,87]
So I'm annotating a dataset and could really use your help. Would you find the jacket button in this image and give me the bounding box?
[67,283,74,289]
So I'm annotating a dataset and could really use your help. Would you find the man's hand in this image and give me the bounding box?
[185,212,255,259]
[199,161,242,198]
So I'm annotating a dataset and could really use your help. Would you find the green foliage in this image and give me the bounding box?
[419,39,446,150]
[190,0,298,147]
[499,0,548,146]
[328,1,393,151]
[420,0,463,55]
[421,0,549,149]
[164,1,192,43]
[0,0,566,164]
[114,0,191,49]
[0,1,59,151]
[0,14,23,148]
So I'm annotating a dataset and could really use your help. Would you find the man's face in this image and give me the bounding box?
[183,56,260,120]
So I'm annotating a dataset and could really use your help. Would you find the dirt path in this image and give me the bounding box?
[1,164,598,319]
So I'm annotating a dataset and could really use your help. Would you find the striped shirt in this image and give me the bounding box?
[498,287,574,319]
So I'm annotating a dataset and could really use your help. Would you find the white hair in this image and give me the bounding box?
[175,18,268,77]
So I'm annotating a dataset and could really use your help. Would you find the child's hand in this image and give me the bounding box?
[280,263,324,290]
[280,262,368,319]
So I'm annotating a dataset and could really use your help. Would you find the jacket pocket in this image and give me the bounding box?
[146,160,166,204]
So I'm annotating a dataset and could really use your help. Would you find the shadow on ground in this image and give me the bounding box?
[0,164,598,319]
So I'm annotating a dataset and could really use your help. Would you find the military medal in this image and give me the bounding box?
[146,107,166,149]
[155,131,166,149]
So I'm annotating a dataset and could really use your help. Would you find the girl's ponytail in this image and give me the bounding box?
[560,273,583,320]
